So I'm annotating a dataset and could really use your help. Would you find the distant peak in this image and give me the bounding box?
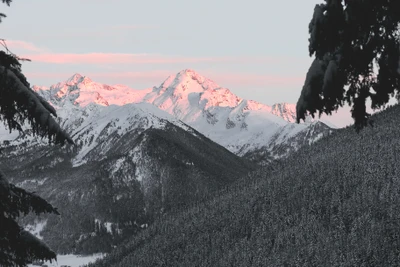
[156,69,221,94]
[32,85,48,92]
[271,103,297,123]
[65,73,92,85]
[176,69,204,80]
[179,69,197,75]
[178,69,220,89]
[66,73,83,83]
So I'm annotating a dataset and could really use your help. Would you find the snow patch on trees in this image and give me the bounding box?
[24,220,47,240]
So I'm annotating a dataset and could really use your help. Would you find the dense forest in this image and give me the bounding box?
[90,104,400,266]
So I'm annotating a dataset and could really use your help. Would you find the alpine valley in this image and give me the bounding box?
[0,69,332,254]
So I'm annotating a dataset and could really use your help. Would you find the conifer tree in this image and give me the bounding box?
[296,0,400,129]
[0,1,73,266]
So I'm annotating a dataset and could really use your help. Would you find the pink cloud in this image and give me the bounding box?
[7,39,306,65]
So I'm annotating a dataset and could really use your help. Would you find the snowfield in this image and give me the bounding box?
[28,253,104,267]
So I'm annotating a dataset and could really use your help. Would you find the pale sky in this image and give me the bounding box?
[0,0,355,126]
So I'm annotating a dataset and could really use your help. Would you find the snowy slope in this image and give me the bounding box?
[27,254,104,267]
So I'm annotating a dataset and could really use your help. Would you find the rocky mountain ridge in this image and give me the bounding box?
[28,69,333,162]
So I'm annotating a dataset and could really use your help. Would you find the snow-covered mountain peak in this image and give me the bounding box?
[271,103,297,123]
[33,74,149,108]
[32,85,49,92]
[140,69,247,125]
[64,73,95,88]
[157,69,221,94]
[65,73,85,84]
[178,69,218,87]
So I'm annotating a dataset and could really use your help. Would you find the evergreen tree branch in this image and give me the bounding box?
[0,64,74,144]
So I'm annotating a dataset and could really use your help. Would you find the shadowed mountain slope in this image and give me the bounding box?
[90,104,400,266]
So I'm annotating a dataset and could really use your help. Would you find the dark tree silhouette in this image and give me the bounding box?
[296,0,400,129]
[0,0,73,266]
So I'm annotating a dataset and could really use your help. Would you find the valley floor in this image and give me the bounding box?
[28,254,105,267]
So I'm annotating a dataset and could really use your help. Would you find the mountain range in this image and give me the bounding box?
[0,69,333,253]
[29,69,333,163]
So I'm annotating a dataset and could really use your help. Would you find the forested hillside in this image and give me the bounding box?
[90,104,400,266]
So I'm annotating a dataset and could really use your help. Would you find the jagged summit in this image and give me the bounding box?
[34,73,147,108]
[65,73,85,84]
[271,103,297,123]
[63,73,94,88]
[157,69,221,94]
